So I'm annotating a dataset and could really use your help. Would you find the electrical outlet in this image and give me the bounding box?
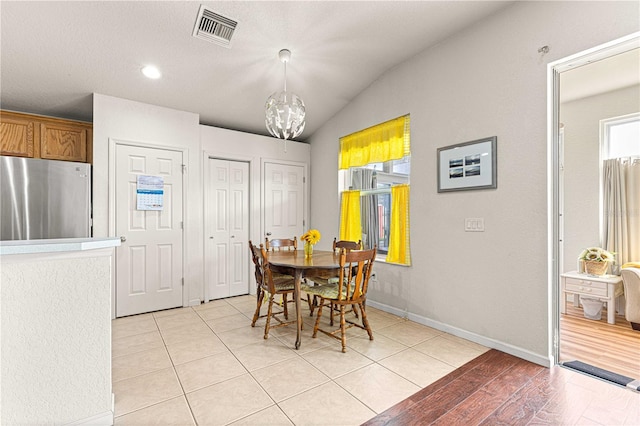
[465,218,485,232]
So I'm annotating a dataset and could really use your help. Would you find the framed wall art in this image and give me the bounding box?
[437,136,497,192]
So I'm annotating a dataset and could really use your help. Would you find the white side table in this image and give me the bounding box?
[560,271,623,324]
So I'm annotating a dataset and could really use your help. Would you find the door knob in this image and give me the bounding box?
[231,235,235,238]
[120,236,127,242]
[266,232,272,236]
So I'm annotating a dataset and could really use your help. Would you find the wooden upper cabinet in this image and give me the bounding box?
[0,110,92,163]
[40,122,87,162]
[0,112,37,157]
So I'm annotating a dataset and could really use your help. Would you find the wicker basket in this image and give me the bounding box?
[584,260,609,276]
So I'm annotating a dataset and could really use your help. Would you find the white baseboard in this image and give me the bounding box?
[64,409,114,426]
[366,299,551,368]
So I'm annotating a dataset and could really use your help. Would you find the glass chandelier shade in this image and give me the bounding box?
[265,49,306,140]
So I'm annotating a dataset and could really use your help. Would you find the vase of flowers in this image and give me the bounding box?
[301,229,321,258]
[578,247,615,276]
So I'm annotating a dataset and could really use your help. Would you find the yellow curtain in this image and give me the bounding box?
[386,184,410,265]
[339,190,362,242]
[339,115,410,169]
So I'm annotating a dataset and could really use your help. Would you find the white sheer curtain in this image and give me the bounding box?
[351,168,379,249]
[602,157,640,267]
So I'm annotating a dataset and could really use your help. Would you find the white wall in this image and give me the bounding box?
[561,84,640,273]
[200,125,310,296]
[93,93,203,306]
[93,94,310,304]
[307,1,640,365]
[1,250,113,424]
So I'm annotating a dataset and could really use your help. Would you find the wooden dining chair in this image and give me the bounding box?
[303,247,377,352]
[305,238,362,316]
[264,236,298,282]
[248,241,297,339]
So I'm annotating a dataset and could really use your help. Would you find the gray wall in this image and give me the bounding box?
[307,1,640,365]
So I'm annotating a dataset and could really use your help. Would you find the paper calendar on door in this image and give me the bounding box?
[136,175,164,211]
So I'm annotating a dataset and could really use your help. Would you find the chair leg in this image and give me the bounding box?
[340,305,347,353]
[264,295,274,339]
[312,299,324,338]
[330,302,335,326]
[251,288,264,327]
[308,294,318,316]
[282,293,289,320]
[359,302,374,340]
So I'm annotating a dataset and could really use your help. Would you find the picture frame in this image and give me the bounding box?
[437,136,497,192]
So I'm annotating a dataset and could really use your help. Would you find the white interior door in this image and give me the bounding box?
[115,144,184,317]
[206,158,249,300]
[264,162,305,241]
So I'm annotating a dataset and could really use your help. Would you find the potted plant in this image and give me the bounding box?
[578,247,615,276]
[301,229,321,258]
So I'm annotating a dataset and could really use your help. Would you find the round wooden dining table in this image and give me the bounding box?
[266,249,341,349]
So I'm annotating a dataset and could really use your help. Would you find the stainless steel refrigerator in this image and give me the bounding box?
[1,156,91,240]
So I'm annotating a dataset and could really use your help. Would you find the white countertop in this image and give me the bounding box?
[0,237,121,255]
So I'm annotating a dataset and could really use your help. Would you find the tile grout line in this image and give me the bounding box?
[164,306,200,426]
[113,296,489,425]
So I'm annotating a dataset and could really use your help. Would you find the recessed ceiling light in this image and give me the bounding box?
[141,65,161,79]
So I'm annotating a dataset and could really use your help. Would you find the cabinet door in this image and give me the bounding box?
[0,114,36,157]
[40,122,87,162]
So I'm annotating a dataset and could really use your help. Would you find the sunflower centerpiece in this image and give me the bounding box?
[578,247,615,276]
[301,229,321,258]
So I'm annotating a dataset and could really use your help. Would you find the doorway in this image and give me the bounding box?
[550,33,640,379]
[204,158,250,300]
[113,142,185,317]
[263,161,306,241]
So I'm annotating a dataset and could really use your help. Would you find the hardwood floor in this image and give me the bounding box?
[560,303,640,380]
[363,349,640,425]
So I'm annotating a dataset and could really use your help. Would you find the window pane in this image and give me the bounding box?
[377,192,390,254]
[365,162,384,171]
[607,120,640,159]
[392,157,411,175]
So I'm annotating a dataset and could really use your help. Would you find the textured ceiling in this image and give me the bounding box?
[1,1,515,141]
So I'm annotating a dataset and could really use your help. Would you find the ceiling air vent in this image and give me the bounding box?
[192,5,238,48]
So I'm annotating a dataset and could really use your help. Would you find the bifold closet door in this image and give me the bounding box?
[206,158,249,300]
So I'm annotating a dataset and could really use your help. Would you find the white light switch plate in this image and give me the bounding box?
[465,218,485,232]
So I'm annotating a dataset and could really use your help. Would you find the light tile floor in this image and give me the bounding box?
[112,295,489,425]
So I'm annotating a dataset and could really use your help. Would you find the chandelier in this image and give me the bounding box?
[265,49,306,140]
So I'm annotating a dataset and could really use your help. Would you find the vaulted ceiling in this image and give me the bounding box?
[1,1,515,141]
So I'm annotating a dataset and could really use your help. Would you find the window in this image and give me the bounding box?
[599,112,640,266]
[338,115,411,265]
[601,112,640,159]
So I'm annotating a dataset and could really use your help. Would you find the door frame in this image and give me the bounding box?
[260,157,309,244]
[547,32,640,365]
[108,138,188,319]
[202,151,253,302]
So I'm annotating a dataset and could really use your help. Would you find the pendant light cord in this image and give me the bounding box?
[283,60,287,92]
